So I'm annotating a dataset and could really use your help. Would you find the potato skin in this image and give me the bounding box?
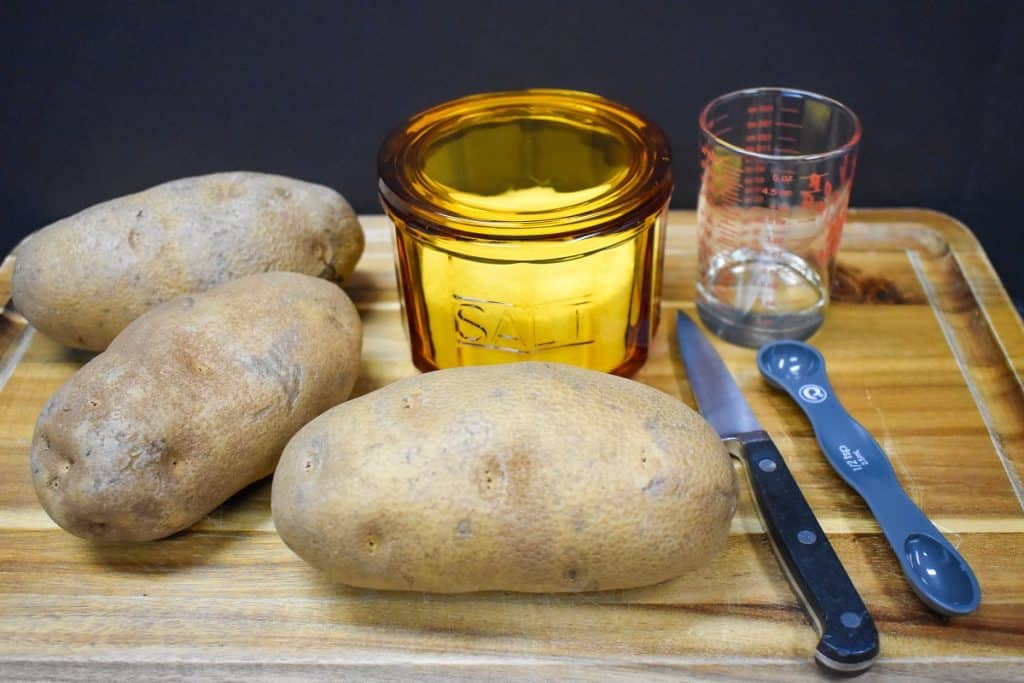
[13,172,364,351]
[272,362,737,593]
[30,272,362,542]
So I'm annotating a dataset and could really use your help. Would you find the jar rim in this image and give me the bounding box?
[378,88,673,240]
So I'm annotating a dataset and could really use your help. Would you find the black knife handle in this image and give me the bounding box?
[741,435,879,674]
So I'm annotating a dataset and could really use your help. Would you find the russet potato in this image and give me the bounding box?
[13,172,364,351]
[272,362,737,593]
[30,272,362,542]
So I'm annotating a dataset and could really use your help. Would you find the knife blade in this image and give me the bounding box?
[676,311,879,673]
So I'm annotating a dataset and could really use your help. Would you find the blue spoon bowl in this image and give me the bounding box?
[758,340,981,617]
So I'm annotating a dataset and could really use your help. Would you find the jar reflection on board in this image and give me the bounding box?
[378,89,673,375]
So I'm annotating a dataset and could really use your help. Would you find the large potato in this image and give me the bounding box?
[13,172,364,351]
[272,362,737,593]
[31,272,362,542]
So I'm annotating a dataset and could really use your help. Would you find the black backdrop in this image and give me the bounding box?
[3,1,1022,304]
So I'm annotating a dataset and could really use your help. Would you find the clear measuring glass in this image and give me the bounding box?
[696,87,861,347]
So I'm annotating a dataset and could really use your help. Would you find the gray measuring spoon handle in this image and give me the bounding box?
[794,391,934,547]
[793,389,901,500]
[797,391,981,615]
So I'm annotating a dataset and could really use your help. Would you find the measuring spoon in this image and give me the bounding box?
[757,340,981,617]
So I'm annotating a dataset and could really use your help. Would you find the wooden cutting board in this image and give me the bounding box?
[1,209,1022,681]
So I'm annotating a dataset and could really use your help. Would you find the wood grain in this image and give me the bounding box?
[0,209,1022,681]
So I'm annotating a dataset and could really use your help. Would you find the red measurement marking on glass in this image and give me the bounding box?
[747,104,774,113]
[778,121,803,129]
[801,172,827,192]
[781,107,800,114]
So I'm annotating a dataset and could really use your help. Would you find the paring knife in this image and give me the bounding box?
[675,311,879,674]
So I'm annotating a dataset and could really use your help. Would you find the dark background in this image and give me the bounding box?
[3,1,1022,306]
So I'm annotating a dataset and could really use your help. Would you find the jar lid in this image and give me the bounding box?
[378,89,673,239]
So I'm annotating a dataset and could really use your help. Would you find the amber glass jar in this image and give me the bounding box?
[378,89,673,375]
